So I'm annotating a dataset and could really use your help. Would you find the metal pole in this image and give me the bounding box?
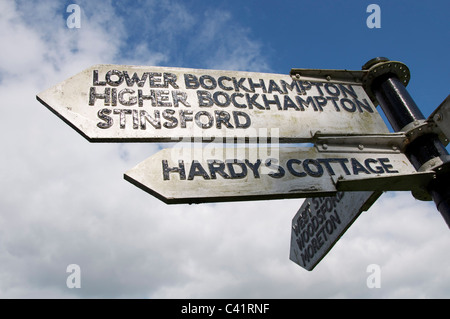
[362,57,450,228]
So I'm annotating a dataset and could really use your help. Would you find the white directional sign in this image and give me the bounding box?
[124,145,418,204]
[37,65,389,142]
[289,191,381,271]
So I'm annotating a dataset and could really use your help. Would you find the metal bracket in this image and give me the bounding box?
[425,94,450,146]
[334,171,435,194]
[362,60,411,103]
[290,68,366,85]
[290,60,411,105]
[401,119,449,147]
[313,132,408,153]
[418,155,450,173]
[381,95,450,149]
[313,132,440,201]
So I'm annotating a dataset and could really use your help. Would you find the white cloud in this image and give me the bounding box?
[188,9,271,72]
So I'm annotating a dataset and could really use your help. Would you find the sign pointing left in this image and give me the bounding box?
[36,64,389,143]
[124,145,420,204]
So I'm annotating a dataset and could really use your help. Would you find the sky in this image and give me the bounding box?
[0,0,449,299]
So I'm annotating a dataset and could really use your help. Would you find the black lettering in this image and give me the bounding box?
[215,111,234,129]
[149,72,164,88]
[311,82,324,96]
[162,160,186,180]
[184,74,199,89]
[188,161,210,180]
[162,109,178,128]
[233,78,252,92]
[248,78,267,93]
[320,200,327,216]
[118,88,137,106]
[287,159,307,177]
[164,73,179,89]
[351,158,370,175]
[267,80,283,94]
[326,96,340,111]
[324,83,340,96]
[311,237,321,253]
[378,158,399,173]
[323,198,334,213]
[318,158,338,175]
[296,96,318,111]
[93,70,106,86]
[156,90,172,107]
[123,71,148,87]
[213,91,231,107]
[245,159,261,178]
[314,96,327,111]
[218,76,233,91]
[364,158,384,174]
[233,111,251,129]
[97,108,113,129]
[140,110,161,129]
[199,75,217,90]
[179,110,193,128]
[339,84,358,99]
[297,236,307,253]
[340,98,356,112]
[265,158,285,178]
[226,160,247,178]
[262,95,281,110]
[283,95,300,111]
[172,90,190,107]
[301,251,310,266]
[335,158,351,175]
[298,80,312,92]
[89,87,110,106]
[138,89,156,107]
[316,232,324,249]
[231,93,246,108]
[312,197,320,210]
[132,110,139,129]
[113,109,131,129]
[197,90,214,107]
[354,98,374,113]
[208,160,230,179]
[316,210,325,224]
[105,70,124,86]
[245,94,265,110]
[111,88,117,106]
[329,209,341,226]
[280,80,302,94]
[316,225,328,243]
[194,111,214,129]
[303,159,323,177]
[325,219,334,234]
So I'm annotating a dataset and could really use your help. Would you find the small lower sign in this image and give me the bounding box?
[289,191,381,271]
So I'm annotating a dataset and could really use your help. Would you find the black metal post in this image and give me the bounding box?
[363,57,450,228]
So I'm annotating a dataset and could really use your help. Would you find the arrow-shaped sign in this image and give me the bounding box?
[37,65,389,143]
[124,145,421,204]
[289,191,381,271]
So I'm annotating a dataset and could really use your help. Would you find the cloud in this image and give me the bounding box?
[187,9,271,72]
